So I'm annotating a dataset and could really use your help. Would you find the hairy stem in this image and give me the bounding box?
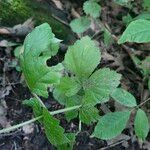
[0,105,81,134]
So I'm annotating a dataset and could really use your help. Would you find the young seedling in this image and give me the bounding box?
[0,16,150,150]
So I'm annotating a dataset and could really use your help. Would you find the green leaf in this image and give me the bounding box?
[20,23,63,97]
[70,16,91,33]
[57,77,81,97]
[113,0,130,6]
[53,88,81,121]
[148,79,150,91]
[23,98,42,117]
[65,96,81,121]
[118,19,150,44]
[14,45,23,58]
[64,36,101,79]
[93,111,131,139]
[83,68,121,105]
[122,14,133,25]
[83,1,101,18]
[134,12,150,21]
[57,133,76,150]
[134,109,149,140]
[141,56,150,76]
[143,0,150,11]
[43,108,70,146]
[111,88,137,107]
[103,28,113,47]
[79,105,100,125]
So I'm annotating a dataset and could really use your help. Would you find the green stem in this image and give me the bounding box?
[0,105,81,134]
[0,116,42,134]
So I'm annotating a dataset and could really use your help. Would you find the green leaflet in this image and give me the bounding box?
[20,23,63,98]
[83,68,121,105]
[57,77,81,97]
[118,19,150,44]
[53,88,81,121]
[93,111,131,139]
[43,108,70,146]
[70,16,91,33]
[83,1,101,18]
[57,133,76,150]
[134,109,149,140]
[111,88,137,107]
[134,12,150,21]
[103,28,113,47]
[143,0,150,11]
[113,0,130,6]
[79,105,100,125]
[141,56,150,76]
[148,79,150,91]
[23,98,42,117]
[64,36,101,80]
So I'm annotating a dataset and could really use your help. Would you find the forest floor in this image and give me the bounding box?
[0,0,150,149]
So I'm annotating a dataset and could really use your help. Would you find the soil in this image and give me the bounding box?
[0,0,150,150]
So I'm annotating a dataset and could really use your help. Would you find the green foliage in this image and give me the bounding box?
[20,23,63,98]
[93,111,131,139]
[23,98,42,118]
[118,19,150,44]
[57,77,81,97]
[64,36,101,79]
[79,105,100,124]
[134,12,150,21]
[134,109,149,140]
[141,56,150,76]
[111,88,137,107]
[113,0,131,7]
[142,0,150,11]
[83,0,101,18]
[103,28,113,47]
[122,14,133,25]
[70,17,91,33]
[43,108,70,146]
[83,68,121,105]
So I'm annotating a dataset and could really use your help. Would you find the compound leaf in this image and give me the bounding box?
[83,68,121,105]
[43,108,70,146]
[83,1,101,18]
[57,77,81,97]
[64,36,101,80]
[134,109,149,140]
[20,23,63,98]
[111,88,137,107]
[70,16,91,33]
[79,105,100,125]
[118,19,150,44]
[93,111,131,139]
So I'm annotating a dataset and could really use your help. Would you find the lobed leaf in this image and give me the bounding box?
[79,105,100,125]
[118,19,150,44]
[20,23,63,98]
[57,77,81,97]
[93,111,131,139]
[83,68,121,105]
[111,88,137,107]
[134,109,149,140]
[64,36,101,80]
